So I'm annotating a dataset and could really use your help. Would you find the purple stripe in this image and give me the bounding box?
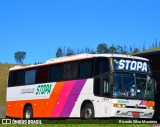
[139,101,143,105]
[60,79,86,117]
[140,100,146,105]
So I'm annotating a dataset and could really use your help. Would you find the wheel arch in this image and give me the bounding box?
[80,100,94,117]
[23,103,33,118]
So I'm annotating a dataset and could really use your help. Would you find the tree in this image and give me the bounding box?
[155,38,158,48]
[143,42,146,51]
[152,42,155,48]
[133,48,139,54]
[115,45,123,54]
[56,47,63,57]
[96,43,108,54]
[108,44,116,53]
[66,47,75,56]
[14,51,26,64]
[129,46,133,54]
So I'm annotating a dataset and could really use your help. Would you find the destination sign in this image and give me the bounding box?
[113,58,150,72]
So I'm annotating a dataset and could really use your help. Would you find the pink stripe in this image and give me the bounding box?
[51,80,76,117]
[142,101,146,105]
[140,100,146,105]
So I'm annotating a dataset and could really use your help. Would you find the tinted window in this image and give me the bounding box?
[94,78,100,96]
[95,57,110,75]
[49,64,63,82]
[9,70,25,86]
[94,76,110,97]
[25,69,36,84]
[63,62,78,80]
[36,66,49,83]
[79,59,93,78]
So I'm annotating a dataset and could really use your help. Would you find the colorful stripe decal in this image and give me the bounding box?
[60,79,86,117]
[51,80,76,117]
[139,100,154,106]
[6,79,87,118]
[139,100,146,105]
[50,79,86,117]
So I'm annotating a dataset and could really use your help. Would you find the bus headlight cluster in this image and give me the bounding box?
[113,104,126,108]
[146,106,154,110]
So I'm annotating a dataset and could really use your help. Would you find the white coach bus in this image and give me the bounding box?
[6,54,155,119]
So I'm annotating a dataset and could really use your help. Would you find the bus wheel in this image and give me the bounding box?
[24,105,33,119]
[81,103,94,119]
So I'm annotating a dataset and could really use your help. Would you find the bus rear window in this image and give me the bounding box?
[9,70,25,87]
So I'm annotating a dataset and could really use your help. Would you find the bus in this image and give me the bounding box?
[6,54,155,119]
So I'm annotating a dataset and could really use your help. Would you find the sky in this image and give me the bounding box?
[0,0,160,64]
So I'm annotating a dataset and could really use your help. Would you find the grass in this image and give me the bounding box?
[0,64,16,118]
[0,124,152,127]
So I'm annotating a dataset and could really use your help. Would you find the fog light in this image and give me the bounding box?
[117,110,121,113]
[146,106,154,110]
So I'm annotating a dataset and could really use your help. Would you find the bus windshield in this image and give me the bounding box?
[113,72,154,100]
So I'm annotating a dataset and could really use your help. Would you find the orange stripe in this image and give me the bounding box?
[45,81,65,117]
[145,101,154,107]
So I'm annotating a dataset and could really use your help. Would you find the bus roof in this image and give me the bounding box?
[9,53,149,71]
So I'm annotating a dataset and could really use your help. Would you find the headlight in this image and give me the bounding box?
[113,104,126,108]
[146,106,154,110]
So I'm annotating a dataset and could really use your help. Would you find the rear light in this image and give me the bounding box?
[113,104,126,108]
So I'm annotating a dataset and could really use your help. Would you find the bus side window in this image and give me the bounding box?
[79,59,93,79]
[94,76,110,97]
[36,66,49,83]
[94,78,101,96]
[49,64,63,82]
[25,69,36,84]
[95,57,110,76]
[63,62,78,80]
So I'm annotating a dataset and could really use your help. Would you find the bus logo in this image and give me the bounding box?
[114,59,148,72]
[36,84,52,95]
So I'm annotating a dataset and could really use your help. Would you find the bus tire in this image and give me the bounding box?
[23,105,33,119]
[81,103,94,119]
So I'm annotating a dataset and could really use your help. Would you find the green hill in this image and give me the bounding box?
[0,64,16,117]
[134,47,160,54]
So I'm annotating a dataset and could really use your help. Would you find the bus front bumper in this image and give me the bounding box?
[110,108,154,118]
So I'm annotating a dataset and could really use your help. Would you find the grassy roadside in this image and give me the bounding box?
[0,124,152,127]
[0,64,16,118]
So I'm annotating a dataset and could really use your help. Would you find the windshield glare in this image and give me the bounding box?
[113,73,154,100]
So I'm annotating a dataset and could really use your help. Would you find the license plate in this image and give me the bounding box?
[132,112,140,116]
